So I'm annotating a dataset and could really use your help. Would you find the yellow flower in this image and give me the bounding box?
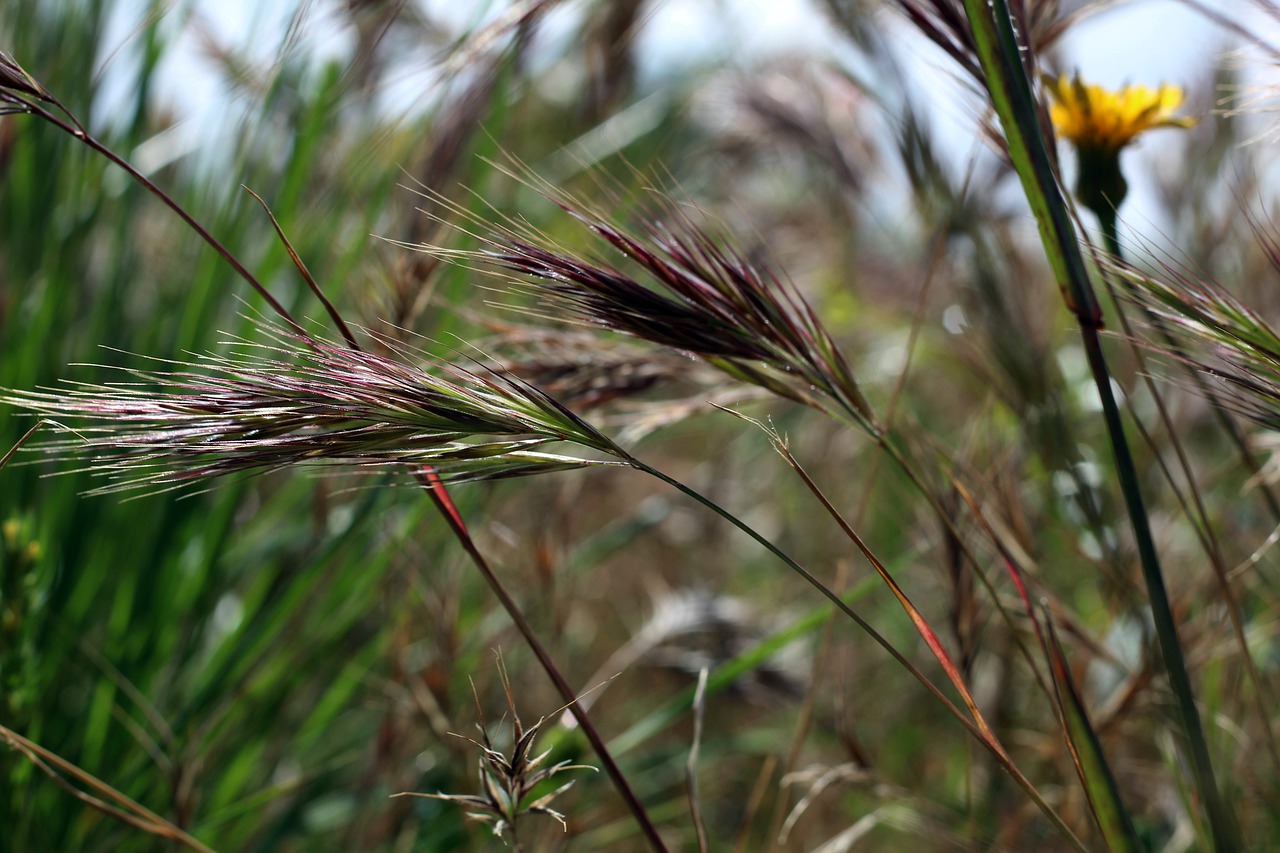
[1044,73,1195,215]
[1044,73,1196,156]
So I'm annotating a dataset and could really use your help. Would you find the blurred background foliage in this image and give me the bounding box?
[4,0,1280,850]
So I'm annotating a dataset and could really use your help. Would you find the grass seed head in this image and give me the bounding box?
[394,660,596,844]
[0,324,629,495]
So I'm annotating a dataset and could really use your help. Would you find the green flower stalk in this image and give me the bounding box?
[962,3,1239,847]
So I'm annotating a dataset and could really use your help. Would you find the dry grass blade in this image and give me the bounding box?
[0,724,214,853]
[242,187,359,350]
[686,667,711,853]
[778,763,872,845]
[0,420,52,471]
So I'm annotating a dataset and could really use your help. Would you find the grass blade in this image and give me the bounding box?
[1041,607,1141,853]
[959,1,1239,846]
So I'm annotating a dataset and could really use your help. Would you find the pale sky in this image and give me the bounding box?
[94,0,1280,233]
[103,0,1258,127]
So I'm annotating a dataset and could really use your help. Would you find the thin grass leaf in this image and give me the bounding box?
[959,1,1238,846]
[1041,606,1142,853]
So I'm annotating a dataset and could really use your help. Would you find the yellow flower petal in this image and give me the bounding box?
[1044,73,1196,155]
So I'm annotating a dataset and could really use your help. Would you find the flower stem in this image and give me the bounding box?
[960,1,1240,847]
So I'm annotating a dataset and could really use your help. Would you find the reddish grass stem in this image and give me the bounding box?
[417,470,668,852]
[626,455,1087,851]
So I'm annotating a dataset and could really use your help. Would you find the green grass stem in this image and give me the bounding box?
[960,0,1240,847]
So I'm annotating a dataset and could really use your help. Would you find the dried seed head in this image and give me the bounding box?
[0,52,48,103]
[393,658,596,842]
[412,174,879,434]
[1,324,629,495]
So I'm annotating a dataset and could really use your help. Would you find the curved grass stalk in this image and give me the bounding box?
[952,480,1141,850]
[624,455,1087,851]
[0,724,215,853]
[0,54,307,343]
[762,225,953,851]
[959,1,1239,847]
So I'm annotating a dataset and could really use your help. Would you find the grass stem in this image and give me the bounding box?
[960,1,1240,846]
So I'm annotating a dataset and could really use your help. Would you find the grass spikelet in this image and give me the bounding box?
[1111,249,1280,431]
[393,658,596,848]
[412,173,878,433]
[1,323,627,494]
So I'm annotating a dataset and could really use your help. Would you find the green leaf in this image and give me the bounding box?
[1042,607,1141,853]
